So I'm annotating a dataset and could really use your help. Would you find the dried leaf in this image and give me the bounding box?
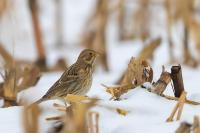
[116,108,128,116]
[102,83,135,100]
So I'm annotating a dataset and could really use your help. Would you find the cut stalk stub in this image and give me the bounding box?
[171,65,185,97]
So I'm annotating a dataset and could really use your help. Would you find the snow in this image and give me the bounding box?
[0,107,23,133]
[0,0,200,133]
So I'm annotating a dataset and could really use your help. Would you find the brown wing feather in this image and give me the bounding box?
[41,63,81,99]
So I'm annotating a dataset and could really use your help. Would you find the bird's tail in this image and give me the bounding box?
[33,98,44,105]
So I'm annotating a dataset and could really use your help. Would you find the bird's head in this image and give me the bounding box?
[78,49,99,65]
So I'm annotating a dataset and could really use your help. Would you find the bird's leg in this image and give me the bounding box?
[59,98,68,107]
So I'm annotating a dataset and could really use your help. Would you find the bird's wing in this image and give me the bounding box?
[58,63,86,83]
[42,64,83,99]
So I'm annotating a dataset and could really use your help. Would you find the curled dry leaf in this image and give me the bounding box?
[120,57,153,85]
[102,83,136,100]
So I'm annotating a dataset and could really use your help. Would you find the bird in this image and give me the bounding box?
[33,49,99,105]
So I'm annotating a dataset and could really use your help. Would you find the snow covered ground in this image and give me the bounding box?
[0,0,200,133]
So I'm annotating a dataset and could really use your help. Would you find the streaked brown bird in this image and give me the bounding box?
[34,49,98,104]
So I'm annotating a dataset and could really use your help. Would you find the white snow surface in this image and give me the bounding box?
[0,0,200,133]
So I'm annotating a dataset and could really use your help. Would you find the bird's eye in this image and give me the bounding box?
[89,52,92,56]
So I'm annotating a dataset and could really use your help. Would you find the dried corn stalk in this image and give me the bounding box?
[165,0,197,66]
[174,0,194,27]
[166,91,187,122]
[47,97,98,133]
[0,44,14,68]
[183,24,198,68]
[193,116,200,133]
[55,0,64,47]
[175,0,197,67]
[1,64,41,107]
[151,66,171,95]
[23,104,41,133]
[113,58,153,99]
[81,0,109,71]
[47,95,129,132]
[165,0,175,63]
[0,0,9,17]
[0,48,41,107]
[131,0,150,41]
[29,0,47,71]
[175,122,191,133]
[88,112,99,133]
[138,38,161,61]
[171,65,185,97]
[17,65,41,92]
[2,69,17,107]
[120,57,153,85]
[160,94,200,106]
[117,0,126,40]
[189,17,200,57]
